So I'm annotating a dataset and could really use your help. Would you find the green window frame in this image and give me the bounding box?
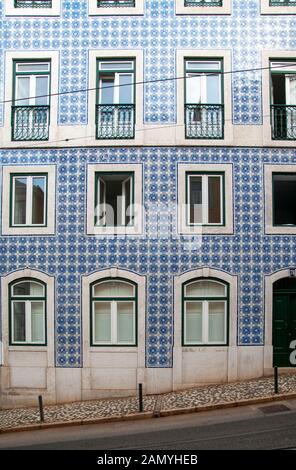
[9,278,47,346]
[90,278,137,346]
[182,278,229,346]
[184,58,224,139]
[96,58,135,140]
[94,171,134,227]
[9,173,48,227]
[14,1,52,7]
[272,172,296,226]
[185,1,223,6]
[186,171,225,226]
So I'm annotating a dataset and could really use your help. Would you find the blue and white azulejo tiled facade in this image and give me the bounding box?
[1,1,296,407]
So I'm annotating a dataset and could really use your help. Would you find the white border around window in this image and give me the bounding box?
[177,163,233,235]
[261,0,296,15]
[5,0,61,16]
[176,49,233,146]
[86,163,143,235]
[1,165,56,236]
[1,51,59,147]
[264,164,296,234]
[176,0,231,15]
[89,0,144,16]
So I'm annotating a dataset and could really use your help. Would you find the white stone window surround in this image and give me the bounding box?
[264,164,296,234]
[261,0,296,15]
[5,0,61,17]
[176,0,231,15]
[88,49,144,146]
[177,163,233,235]
[173,267,238,390]
[86,163,143,235]
[89,0,144,16]
[262,50,296,147]
[1,164,56,236]
[176,49,233,146]
[82,268,146,389]
[1,51,59,148]
[0,268,55,368]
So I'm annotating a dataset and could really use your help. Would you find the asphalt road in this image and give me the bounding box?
[1,399,296,450]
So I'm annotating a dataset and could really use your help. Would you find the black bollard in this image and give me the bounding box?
[274,367,279,394]
[138,383,143,412]
[38,395,45,422]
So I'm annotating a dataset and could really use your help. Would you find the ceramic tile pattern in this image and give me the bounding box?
[1,2,296,368]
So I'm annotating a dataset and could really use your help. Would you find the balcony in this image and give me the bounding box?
[97,1,135,7]
[185,104,224,139]
[271,105,296,140]
[12,106,50,141]
[96,104,135,140]
[14,1,52,7]
[185,0,223,6]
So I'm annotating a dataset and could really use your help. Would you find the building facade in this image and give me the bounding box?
[1,0,296,408]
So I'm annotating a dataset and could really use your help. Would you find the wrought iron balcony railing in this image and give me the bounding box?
[12,106,50,141]
[269,1,296,6]
[185,104,224,139]
[97,0,135,7]
[96,104,135,140]
[185,0,223,6]
[14,0,52,7]
[271,105,296,140]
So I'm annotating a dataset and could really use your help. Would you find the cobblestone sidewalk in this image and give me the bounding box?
[1,374,296,432]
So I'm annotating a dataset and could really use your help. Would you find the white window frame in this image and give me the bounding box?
[261,0,296,15]
[11,174,47,227]
[92,299,136,345]
[15,62,50,106]
[5,0,61,16]
[178,163,233,235]
[265,164,296,234]
[2,165,56,235]
[96,172,133,227]
[184,299,227,345]
[87,163,143,235]
[187,173,224,225]
[11,299,46,345]
[89,0,144,16]
[176,0,231,15]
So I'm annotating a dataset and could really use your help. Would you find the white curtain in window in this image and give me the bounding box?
[186,280,225,297]
[13,301,26,342]
[117,301,134,343]
[31,301,44,342]
[94,302,111,342]
[93,281,134,298]
[185,302,202,343]
[208,301,225,342]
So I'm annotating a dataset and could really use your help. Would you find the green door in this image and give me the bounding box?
[273,278,296,367]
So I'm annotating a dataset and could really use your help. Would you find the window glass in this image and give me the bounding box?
[14,177,27,225]
[185,280,226,297]
[93,280,134,297]
[32,177,45,225]
[94,302,111,343]
[12,280,44,296]
[31,301,45,342]
[208,301,225,342]
[273,174,296,225]
[208,176,221,223]
[117,301,134,343]
[185,302,202,343]
[13,302,26,342]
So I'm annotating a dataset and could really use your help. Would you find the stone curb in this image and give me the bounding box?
[1,391,296,435]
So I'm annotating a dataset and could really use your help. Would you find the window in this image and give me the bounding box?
[176,0,231,15]
[183,279,228,346]
[261,0,296,14]
[185,59,224,139]
[89,0,143,15]
[95,172,134,227]
[273,173,296,226]
[269,0,296,6]
[2,165,55,236]
[97,0,135,6]
[270,60,296,140]
[12,61,51,141]
[9,279,46,345]
[96,59,135,139]
[91,279,137,346]
[14,1,52,7]
[186,172,224,225]
[185,0,222,5]
[10,174,47,227]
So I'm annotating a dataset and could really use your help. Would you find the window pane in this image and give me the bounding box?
[93,280,134,297]
[16,77,30,105]
[13,302,26,342]
[100,77,115,104]
[119,74,133,104]
[14,177,27,225]
[208,176,221,223]
[186,61,221,71]
[208,302,226,342]
[100,62,133,71]
[32,177,45,225]
[31,302,44,343]
[94,302,111,342]
[185,302,202,343]
[17,63,50,72]
[185,280,226,297]
[117,301,134,343]
[35,76,49,106]
[186,75,201,104]
[206,75,220,104]
[273,174,296,225]
[189,176,202,223]
[12,281,44,297]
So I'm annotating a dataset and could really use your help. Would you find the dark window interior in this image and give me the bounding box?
[273,174,296,225]
[272,74,286,105]
[274,277,296,291]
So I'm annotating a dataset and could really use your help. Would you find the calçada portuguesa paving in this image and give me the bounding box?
[1,374,296,432]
